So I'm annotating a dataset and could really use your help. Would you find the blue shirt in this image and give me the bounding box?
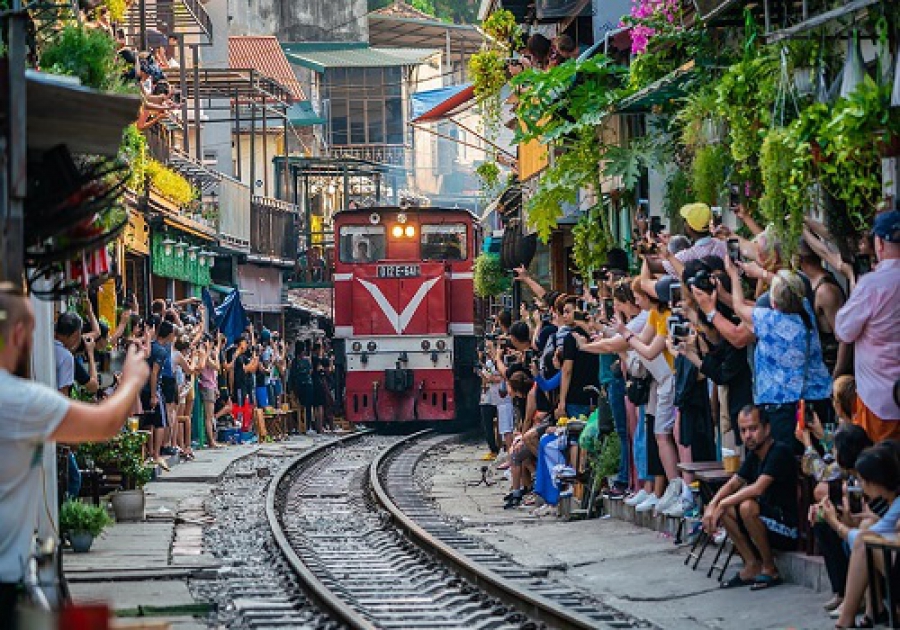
[848,496,900,548]
[751,300,832,404]
[598,353,617,386]
[152,340,173,378]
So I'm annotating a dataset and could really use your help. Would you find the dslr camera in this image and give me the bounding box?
[666,314,692,341]
[687,270,716,294]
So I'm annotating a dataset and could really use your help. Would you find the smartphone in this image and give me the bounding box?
[669,282,682,305]
[729,184,740,207]
[603,298,615,321]
[727,238,742,263]
[649,216,663,235]
[847,485,864,514]
[574,311,588,323]
[711,206,723,226]
[589,285,600,300]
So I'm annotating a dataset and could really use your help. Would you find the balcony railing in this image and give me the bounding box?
[325,145,409,168]
[251,195,299,263]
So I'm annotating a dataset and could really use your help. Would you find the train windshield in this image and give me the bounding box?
[339,225,386,263]
[421,224,467,261]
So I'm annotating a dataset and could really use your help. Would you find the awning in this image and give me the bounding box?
[411,83,476,123]
[614,62,697,113]
[288,101,326,126]
[282,42,439,73]
[237,264,285,313]
[229,35,306,102]
[162,216,217,241]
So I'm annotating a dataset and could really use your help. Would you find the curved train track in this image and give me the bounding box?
[266,430,651,629]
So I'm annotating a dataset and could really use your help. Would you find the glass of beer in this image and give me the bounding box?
[127,417,139,432]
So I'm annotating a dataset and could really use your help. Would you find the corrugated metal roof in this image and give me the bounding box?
[281,43,440,73]
[228,36,305,101]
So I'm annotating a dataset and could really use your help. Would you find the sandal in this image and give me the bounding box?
[720,573,755,589]
[750,574,783,591]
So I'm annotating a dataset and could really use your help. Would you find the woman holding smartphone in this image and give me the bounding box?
[821,444,900,628]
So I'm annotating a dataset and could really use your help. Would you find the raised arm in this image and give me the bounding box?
[51,346,149,443]
[513,265,546,299]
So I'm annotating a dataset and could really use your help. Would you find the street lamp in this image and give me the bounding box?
[161,237,176,256]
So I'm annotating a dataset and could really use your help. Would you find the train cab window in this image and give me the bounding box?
[421,224,467,261]
[339,225,386,263]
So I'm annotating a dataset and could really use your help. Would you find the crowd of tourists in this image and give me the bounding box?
[477,203,899,627]
[51,294,340,491]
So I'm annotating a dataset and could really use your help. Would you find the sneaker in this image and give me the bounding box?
[663,496,694,518]
[655,479,683,515]
[624,489,649,506]
[530,503,555,517]
[635,493,659,513]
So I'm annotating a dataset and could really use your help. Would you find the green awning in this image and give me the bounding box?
[615,65,697,113]
[289,101,326,126]
[282,42,439,73]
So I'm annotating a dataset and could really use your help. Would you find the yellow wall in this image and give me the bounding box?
[519,137,548,181]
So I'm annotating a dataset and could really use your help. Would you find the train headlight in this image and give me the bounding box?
[404,225,416,238]
[421,340,431,350]
[436,340,447,351]
[392,225,403,238]
[351,341,362,352]
[367,341,377,352]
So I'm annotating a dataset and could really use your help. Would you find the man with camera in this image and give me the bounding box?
[657,203,728,280]
[0,286,149,614]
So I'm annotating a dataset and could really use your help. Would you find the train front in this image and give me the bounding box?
[332,207,479,424]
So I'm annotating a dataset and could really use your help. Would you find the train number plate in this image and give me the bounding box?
[377,264,420,278]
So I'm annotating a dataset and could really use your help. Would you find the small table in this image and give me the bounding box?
[678,461,727,474]
[262,411,288,440]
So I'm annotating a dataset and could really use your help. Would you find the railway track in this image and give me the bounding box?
[267,430,652,629]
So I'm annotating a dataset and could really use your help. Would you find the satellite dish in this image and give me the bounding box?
[369,212,381,225]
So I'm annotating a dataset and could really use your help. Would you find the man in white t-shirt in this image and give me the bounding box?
[0,286,148,607]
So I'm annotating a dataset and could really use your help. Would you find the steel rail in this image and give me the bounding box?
[370,434,601,630]
[265,430,376,630]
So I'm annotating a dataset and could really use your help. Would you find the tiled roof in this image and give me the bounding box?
[281,42,439,73]
[228,36,305,101]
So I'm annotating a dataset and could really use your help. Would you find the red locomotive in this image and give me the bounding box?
[332,206,481,424]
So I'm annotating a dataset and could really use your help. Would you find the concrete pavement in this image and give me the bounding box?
[422,441,835,630]
[65,438,313,629]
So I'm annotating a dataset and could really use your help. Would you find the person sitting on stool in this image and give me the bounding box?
[702,404,799,590]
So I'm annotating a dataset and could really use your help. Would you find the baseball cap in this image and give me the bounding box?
[680,202,712,232]
[872,210,900,243]
[654,275,677,304]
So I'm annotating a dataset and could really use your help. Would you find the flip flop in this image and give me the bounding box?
[750,574,783,591]
[720,573,755,589]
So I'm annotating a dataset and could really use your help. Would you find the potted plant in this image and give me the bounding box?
[78,432,153,522]
[60,500,112,553]
[473,252,510,298]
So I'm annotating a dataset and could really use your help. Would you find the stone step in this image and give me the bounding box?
[601,496,829,593]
